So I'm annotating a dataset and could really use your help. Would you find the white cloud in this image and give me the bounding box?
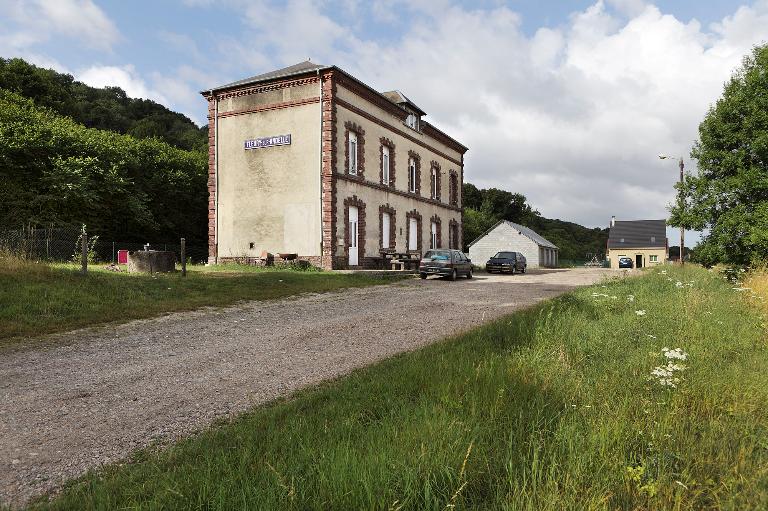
[180,0,767,239]
[77,65,169,105]
[305,1,766,237]
[0,0,120,51]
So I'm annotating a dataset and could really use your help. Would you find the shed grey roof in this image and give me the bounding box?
[468,220,558,249]
[206,61,329,92]
[608,219,667,248]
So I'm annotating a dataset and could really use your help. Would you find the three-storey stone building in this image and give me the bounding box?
[202,61,467,269]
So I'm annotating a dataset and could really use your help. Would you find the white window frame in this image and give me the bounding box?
[409,157,416,193]
[382,212,391,249]
[382,145,390,185]
[650,255,658,262]
[349,131,358,175]
[406,113,419,131]
[431,167,437,199]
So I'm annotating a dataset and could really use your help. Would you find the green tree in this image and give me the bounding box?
[0,89,207,245]
[670,44,768,265]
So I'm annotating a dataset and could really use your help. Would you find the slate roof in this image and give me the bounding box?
[468,220,558,249]
[202,62,468,153]
[607,219,667,249]
[205,61,329,92]
[381,90,427,116]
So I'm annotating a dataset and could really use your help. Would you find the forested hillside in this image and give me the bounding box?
[463,183,608,262]
[0,89,207,246]
[0,58,207,152]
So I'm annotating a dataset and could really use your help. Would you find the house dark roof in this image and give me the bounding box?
[381,90,427,116]
[206,61,329,92]
[608,219,667,249]
[467,220,558,249]
[202,62,468,153]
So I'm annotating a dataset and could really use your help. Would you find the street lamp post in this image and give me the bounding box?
[659,154,685,265]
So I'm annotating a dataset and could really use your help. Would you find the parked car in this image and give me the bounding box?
[618,257,634,269]
[419,249,473,280]
[485,251,527,274]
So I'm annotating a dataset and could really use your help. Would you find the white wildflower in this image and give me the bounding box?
[661,270,668,275]
[662,347,688,360]
[635,310,647,316]
[627,295,635,302]
[675,281,684,288]
[647,334,657,339]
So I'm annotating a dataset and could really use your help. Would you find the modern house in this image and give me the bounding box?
[467,220,559,268]
[606,217,668,268]
[201,61,467,269]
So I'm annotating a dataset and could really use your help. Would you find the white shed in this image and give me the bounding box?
[467,220,559,268]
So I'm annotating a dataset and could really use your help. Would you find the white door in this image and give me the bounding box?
[382,212,390,248]
[408,217,418,251]
[349,206,359,266]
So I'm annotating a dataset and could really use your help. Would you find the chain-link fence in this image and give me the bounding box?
[0,226,208,264]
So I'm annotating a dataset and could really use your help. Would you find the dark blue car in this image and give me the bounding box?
[486,251,527,274]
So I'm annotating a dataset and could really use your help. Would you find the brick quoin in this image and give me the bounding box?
[321,71,337,270]
[206,96,217,263]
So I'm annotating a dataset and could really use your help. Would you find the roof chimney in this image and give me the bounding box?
[610,216,616,227]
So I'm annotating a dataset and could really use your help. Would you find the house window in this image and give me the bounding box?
[430,167,437,199]
[650,255,658,262]
[382,212,391,249]
[430,221,437,249]
[620,238,624,243]
[381,145,390,185]
[449,172,458,206]
[409,158,417,193]
[406,113,419,130]
[349,131,358,175]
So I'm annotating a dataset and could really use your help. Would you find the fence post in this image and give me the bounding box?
[112,241,115,264]
[81,225,88,275]
[180,238,186,277]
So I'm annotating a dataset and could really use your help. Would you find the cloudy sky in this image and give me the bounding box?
[1,0,767,243]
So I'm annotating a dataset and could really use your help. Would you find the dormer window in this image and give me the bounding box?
[406,112,420,131]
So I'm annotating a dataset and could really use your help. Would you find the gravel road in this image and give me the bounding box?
[0,268,611,507]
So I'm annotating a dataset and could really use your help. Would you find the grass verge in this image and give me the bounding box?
[30,265,768,510]
[0,256,401,343]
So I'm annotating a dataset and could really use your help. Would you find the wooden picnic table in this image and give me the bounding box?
[375,250,420,270]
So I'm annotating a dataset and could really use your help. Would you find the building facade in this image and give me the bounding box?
[606,218,668,269]
[202,61,467,269]
[467,220,559,268]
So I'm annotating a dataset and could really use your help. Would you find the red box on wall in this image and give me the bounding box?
[117,250,129,264]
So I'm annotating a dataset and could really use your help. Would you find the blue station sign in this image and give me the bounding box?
[244,134,291,150]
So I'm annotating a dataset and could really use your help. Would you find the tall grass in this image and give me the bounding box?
[29,265,768,510]
[0,254,397,343]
